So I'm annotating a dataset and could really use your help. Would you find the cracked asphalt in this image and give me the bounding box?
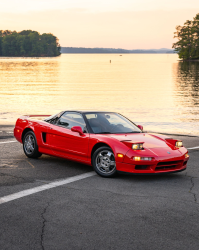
[0,126,199,250]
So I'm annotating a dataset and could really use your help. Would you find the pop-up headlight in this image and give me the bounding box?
[132,143,143,150]
[176,141,183,148]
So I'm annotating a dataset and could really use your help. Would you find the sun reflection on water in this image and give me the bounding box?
[0,54,199,135]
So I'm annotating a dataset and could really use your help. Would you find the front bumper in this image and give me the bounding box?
[116,157,189,174]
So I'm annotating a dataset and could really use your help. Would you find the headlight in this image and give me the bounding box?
[142,157,152,161]
[133,157,152,161]
[132,143,143,150]
[176,141,183,147]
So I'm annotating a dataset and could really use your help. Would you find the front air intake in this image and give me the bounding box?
[155,160,183,171]
[42,132,46,143]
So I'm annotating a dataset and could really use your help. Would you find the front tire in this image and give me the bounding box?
[23,131,42,158]
[92,146,117,177]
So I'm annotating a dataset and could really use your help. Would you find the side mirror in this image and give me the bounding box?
[137,125,143,131]
[71,126,84,136]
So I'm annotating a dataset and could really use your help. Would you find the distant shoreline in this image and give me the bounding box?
[61,47,175,54]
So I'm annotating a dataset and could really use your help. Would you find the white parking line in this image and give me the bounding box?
[187,146,199,150]
[0,141,17,144]
[0,172,96,205]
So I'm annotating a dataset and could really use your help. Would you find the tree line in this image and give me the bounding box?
[0,30,61,57]
[173,13,199,60]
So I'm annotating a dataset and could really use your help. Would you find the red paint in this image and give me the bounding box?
[71,126,85,136]
[137,125,143,131]
[14,114,189,174]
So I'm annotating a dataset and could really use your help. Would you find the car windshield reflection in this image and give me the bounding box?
[85,112,141,134]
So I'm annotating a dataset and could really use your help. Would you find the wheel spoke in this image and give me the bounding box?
[99,156,104,161]
[105,166,110,172]
[106,151,112,158]
[97,163,101,168]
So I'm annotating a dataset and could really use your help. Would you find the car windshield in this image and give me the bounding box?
[85,112,142,134]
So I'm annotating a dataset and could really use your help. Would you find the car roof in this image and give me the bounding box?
[63,111,116,114]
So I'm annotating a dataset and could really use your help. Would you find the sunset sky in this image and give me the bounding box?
[0,0,198,49]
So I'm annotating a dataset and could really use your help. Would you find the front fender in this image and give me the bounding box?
[89,135,130,163]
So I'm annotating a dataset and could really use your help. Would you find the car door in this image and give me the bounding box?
[48,112,90,163]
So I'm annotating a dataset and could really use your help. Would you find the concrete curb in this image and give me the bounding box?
[147,131,199,138]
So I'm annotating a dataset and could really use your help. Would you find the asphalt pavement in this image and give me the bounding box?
[0,126,199,250]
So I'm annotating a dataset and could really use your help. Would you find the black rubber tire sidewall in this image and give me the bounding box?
[23,131,42,158]
[92,146,117,177]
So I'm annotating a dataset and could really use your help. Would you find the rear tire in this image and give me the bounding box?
[92,146,117,177]
[23,131,42,158]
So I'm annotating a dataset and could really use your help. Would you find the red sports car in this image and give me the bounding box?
[14,111,189,177]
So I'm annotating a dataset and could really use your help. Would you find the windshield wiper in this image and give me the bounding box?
[96,132,112,134]
[128,131,142,133]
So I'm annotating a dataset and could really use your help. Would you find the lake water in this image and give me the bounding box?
[0,54,199,135]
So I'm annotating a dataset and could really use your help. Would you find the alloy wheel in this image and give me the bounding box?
[95,150,116,174]
[24,134,35,154]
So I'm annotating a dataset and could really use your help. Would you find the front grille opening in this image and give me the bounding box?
[183,161,188,166]
[155,160,183,171]
[156,165,177,171]
[135,165,149,170]
[157,161,182,166]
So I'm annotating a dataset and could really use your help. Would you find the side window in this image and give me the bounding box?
[58,112,86,131]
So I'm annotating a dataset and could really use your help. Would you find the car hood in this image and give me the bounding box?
[109,133,183,156]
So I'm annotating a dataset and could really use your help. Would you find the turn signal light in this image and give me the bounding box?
[117,153,124,158]
[185,153,189,158]
[134,156,141,161]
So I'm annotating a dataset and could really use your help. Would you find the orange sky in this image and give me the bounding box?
[0,1,198,49]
